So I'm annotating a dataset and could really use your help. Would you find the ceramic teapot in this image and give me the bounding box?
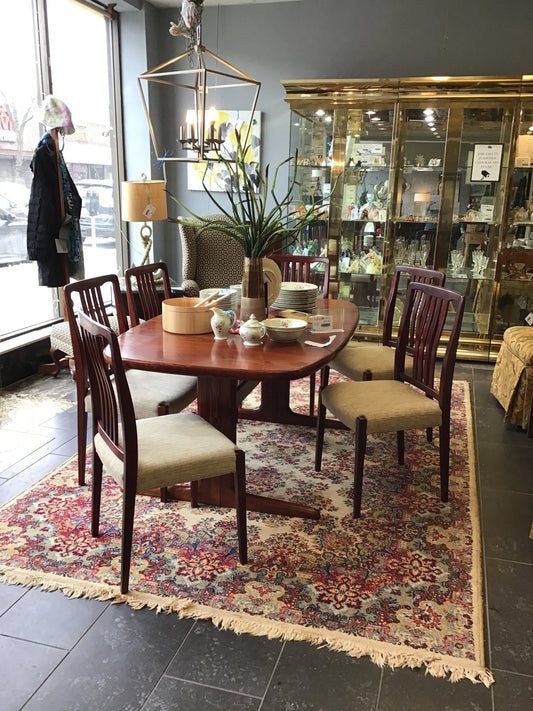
[239,313,266,346]
[210,307,236,341]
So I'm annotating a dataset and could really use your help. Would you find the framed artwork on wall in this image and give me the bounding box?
[187,110,261,191]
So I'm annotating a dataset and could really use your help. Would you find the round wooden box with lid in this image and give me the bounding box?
[162,297,212,334]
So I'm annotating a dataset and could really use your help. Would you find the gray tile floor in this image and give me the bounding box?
[0,363,532,710]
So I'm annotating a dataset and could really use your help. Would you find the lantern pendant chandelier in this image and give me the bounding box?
[137,0,261,163]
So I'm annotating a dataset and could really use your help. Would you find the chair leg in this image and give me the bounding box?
[320,364,330,389]
[397,430,405,465]
[190,480,199,508]
[353,416,367,518]
[157,401,169,416]
[315,390,327,472]
[362,369,373,381]
[50,346,66,377]
[77,401,88,486]
[426,427,433,442]
[91,452,103,537]
[234,449,248,565]
[309,372,316,416]
[120,483,137,594]
[157,402,170,501]
[439,421,450,502]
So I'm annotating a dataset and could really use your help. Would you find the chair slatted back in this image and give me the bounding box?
[64,275,130,395]
[78,311,137,468]
[395,282,465,415]
[382,265,445,348]
[124,262,172,327]
[270,254,330,297]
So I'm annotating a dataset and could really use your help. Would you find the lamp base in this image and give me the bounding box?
[140,223,153,266]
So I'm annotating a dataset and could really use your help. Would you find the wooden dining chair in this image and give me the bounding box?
[270,253,330,299]
[315,281,465,518]
[124,261,173,327]
[64,274,197,488]
[78,311,248,594]
[270,253,331,415]
[323,264,445,441]
[326,264,445,382]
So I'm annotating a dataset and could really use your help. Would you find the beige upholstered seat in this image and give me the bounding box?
[322,379,443,435]
[79,311,247,594]
[179,214,245,296]
[316,282,465,518]
[331,341,410,381]
[95,412,239,492]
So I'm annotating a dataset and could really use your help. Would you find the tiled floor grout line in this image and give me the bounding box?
[257,640,286,710]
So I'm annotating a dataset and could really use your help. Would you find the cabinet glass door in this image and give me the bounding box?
[337,106,394,327]
[391,105,449,271]
[289,108,331,295]
[446,107,513,342]
[496,104,533,335]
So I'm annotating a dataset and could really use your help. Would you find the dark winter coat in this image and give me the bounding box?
[26,132,83,287]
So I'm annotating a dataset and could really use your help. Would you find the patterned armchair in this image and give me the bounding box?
[179,214,245,296]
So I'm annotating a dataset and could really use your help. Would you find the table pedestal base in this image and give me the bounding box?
[144,475,320,520]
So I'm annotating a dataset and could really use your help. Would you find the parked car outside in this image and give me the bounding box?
[77,180,116,247]
[0,182,30,265]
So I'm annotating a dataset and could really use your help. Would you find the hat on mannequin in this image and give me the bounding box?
[43,95,75,135]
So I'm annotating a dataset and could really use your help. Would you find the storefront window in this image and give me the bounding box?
[0,0,119,340]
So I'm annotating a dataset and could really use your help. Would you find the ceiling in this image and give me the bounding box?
[149,0,299,7]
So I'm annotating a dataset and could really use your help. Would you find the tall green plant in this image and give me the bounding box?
[167,132,329,258]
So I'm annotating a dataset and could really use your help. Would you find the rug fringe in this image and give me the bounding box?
[0,564,494,687]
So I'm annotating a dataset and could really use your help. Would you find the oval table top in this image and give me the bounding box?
[116,298,359,381]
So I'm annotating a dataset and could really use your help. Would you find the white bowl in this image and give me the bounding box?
[263,317,308,343]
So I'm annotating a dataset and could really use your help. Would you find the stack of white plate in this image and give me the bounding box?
[271,282,318,312]
[199,288,236,312]
[229,284,242,312]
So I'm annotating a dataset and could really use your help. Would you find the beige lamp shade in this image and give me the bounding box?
[121,180,167,222]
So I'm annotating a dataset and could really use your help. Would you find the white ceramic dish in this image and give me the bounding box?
[263,317,308,343]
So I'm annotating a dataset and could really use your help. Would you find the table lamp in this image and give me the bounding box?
[121,178,167,265]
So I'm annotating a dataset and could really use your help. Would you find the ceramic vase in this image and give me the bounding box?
[240,257,266,323]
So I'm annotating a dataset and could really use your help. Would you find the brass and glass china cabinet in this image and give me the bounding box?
[282,76,533,360]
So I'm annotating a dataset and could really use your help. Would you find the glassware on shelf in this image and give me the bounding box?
[406,241,418,265]
[449,250,464,276]
[419,241,430,267]
[472,251,489,278]
[393,240,407,265]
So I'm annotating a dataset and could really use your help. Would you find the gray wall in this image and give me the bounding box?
[119,0,533,277]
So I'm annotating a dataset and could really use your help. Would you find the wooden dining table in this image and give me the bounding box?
[114,298,359,519]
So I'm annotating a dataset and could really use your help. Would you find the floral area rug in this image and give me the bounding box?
[0,377,493,686]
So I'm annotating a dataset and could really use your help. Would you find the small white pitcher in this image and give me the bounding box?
[210,307,236,340]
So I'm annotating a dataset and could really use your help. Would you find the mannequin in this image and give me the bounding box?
[26,95,84,287]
